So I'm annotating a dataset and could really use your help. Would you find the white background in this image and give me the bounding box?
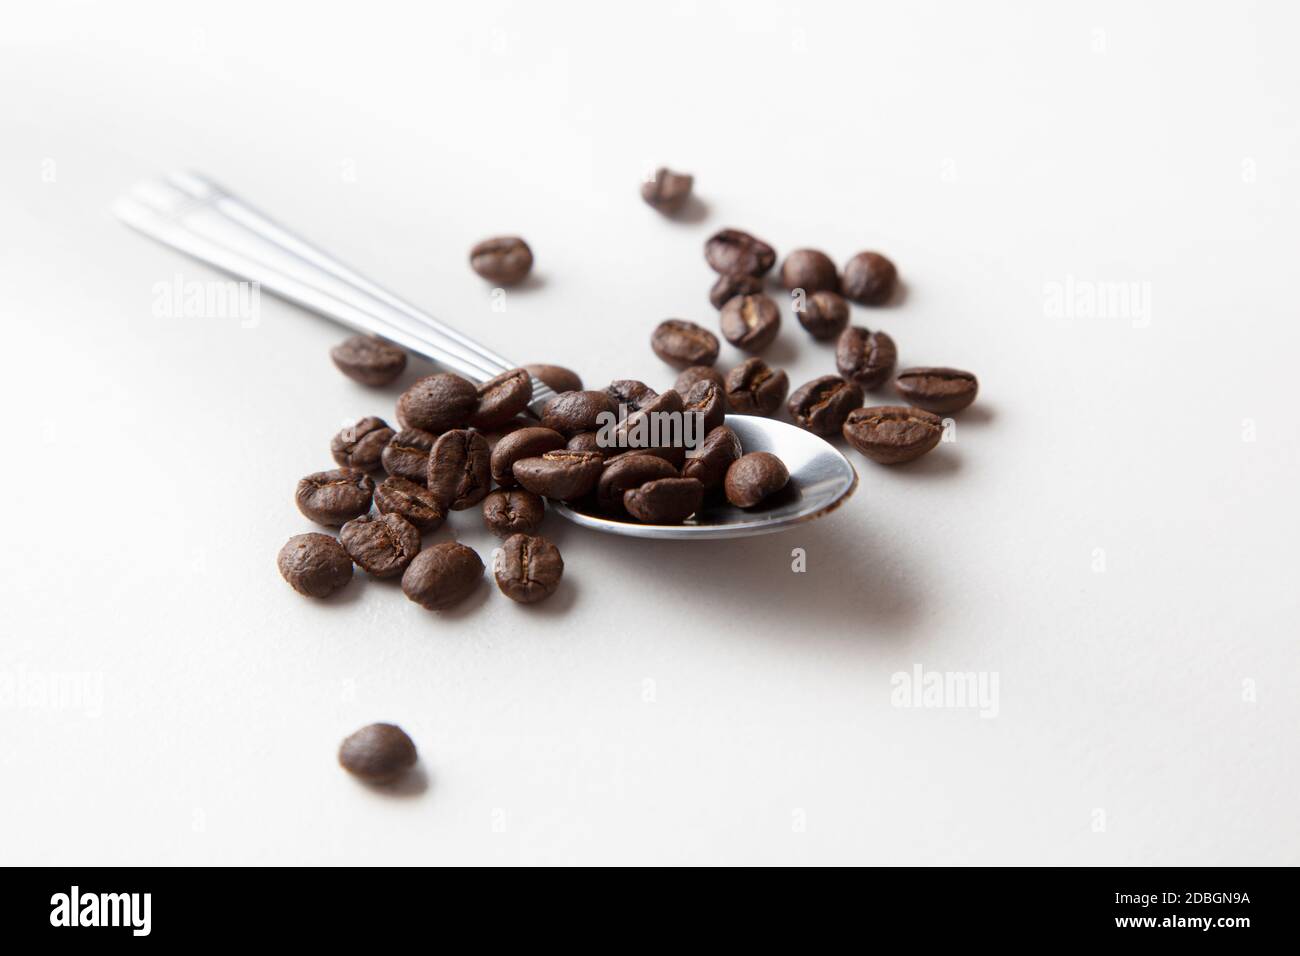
[2,0,1297,866]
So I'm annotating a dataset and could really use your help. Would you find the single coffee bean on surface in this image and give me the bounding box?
[340,513,421,578]
[513,450,605,501]
[374,476,446,533]
[724,452,790,508]
[682,379,726,434]
[540,390,616,436]
[338,723,417,783]
[331,416,394,471]
[641,167,694,214]
[494,533,565,604]
[843,405,944,464]
[725,358,789,416]
[893,367,979,413]
[681,425,742,491]
[796,290,851,341]
[709,271,764,310]
[330,336,407,387]
[605,379,659,417]
[381,428,436,485]
[704,228,776,277]
[525,363,583,394]
[295,469,375,526]
[566,431,609,458]
[277,533,353,598]
[401,541,484,610]
[491,426,567,486]
[720,294,781,352]
[469,236,533,285]
[469,368,533,429]
[780,249,839,294]
[841,251,898,305]
[396,373,478,433]
[427,429,492,510]
[596,453,679,513]
[675,365,726,394]
[482,489,545,538]
[651,319,720,368]
[787,376,865,436]
[836,326,898,388]
[624,477,705,524]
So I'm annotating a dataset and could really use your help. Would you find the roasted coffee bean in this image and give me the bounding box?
[843,405,944,464]
[651,319,720,368]
[720,294,781,352]
[396,373,478,433]
[607,444,687,470]
[605,379,658,417]
[780,249,839,294]
[374,476,446,533]
[478,416,533,449]
[841,251,897,305]
[401,541,483,610]
[469,236,533,285]
[641,167,694,214]
[624,477,704,524]
[787,376,864,436]
[339,723,417,782]
[681,425,742,491]
[705,228,776,276]
[566,431,609,458]
[893,367,978,414]
[330,336,407,387]
[835,326,897,388]
[482,489,545,537]
[682,379,726,434]
[470,368,533,429]
[525,363,583,394]
[427,429,491,510]
[709,272,764,309]
[490,426,566,487]
[540,390,616,436]
[331,417,394,471]
[596,453,679,513]
[277,533,353,598]
[340,513,421,578]
[725,358,789,416]
[494,533,564,604]
[724,452,789,508]
[381,428,436,484]
[796,290,851,341]
[675,365,726,394]
[611,388,687,463]
[513,450,604,501]
[295,469,375,526]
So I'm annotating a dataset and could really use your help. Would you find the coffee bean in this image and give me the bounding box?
[331,416,394,471]
[720,294,781,352]
[624,477,704,524]
[295,469,375,526]
[796,290,850,341]
[513,450,604,501]
[540,390,616,436]
[340,513,421,578]
[381,428,436,484]
[893,367,978,413]
[675,365,726,394]
[641,167,694,214]
[596,453,679,513]
[787,376,864,436]
[401,541,483,610]
[494,533,564,604]
[374,476,446,533]
[525,363,583,394]
[482,489,545,537]
[614,387,682,440]
[725,358,789,416]
[427,429,491,510]
[681,425,742,491]
[338,723,417,782]
[396,373,478,433]
[330,336,407,387]
[566,431,610,458]
[277,532,353,598]
[705,228,776,276]
[709,272,764,310]
[842,405,944,464]
[469,236,533,285]
[605,379,658,417]
[607,444,687,470]
[682,379,726,434]
[724,452,789,508]
[651,319,720,368]
[835,326,897,388]
[841,251,897,305]
[491,426,566,486]
[470,368,533,429]
[780,249,839,294]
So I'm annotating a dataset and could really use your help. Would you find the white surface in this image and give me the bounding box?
[2,0,1297,866]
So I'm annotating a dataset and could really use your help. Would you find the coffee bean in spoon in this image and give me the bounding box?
[624,477,705,524]
[540,390,616,436]
[513,450,605,501]
[525,363,583,394]
[490,426,567,487]
[596,453,679,514]
[680,425,742,492]
[681,379,726,435]
[469,368,533,429]
[724,452,789,509]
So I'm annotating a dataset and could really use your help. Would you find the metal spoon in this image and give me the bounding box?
[113,172,858,539]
